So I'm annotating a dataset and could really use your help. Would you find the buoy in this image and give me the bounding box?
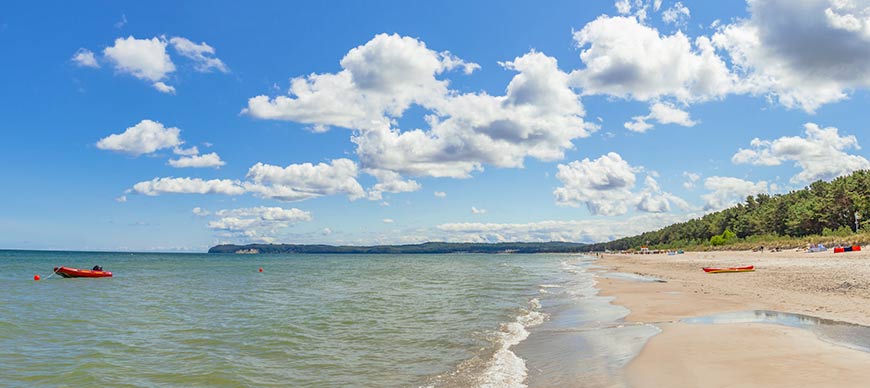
[258,267,263,273]
[34,274,40,281]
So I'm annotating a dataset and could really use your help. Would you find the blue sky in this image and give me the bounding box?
[2,0,870,251]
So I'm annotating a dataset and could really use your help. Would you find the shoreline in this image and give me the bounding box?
[597,250,870,387]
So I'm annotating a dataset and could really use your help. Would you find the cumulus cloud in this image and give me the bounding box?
[731,122,870,183]
[80,35,227,93]
[701,176,770,210]
[244,33,476,130]
[471,206,487,214]
[365,169,422,200]
[624,101,697,132]
[96,119,182,156]
[352,50,593,178]
[168,152,225,168]
[132,177,245,196]
[636,176,693,213]
[97,120,222,166]
[71,48,99,68]
[244,158,366,201]
[246,34,593,180]
[126,159,407,204]
[169,37,229,73]
[571,15,735,103]
[554,152,689,215]
[103,36,176,93]
[712,0,870,112]
[554,152,638,215]
[203,206,312,243]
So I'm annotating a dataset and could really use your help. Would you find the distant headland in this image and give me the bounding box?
[208,242,589,254]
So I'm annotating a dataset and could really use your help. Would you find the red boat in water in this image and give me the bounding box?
[53,266,113,278]
[702,265,755,273]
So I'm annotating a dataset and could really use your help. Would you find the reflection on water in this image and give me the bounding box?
[514,260,662,388]
[684,310,870,352]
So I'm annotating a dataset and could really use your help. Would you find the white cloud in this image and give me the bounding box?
[169,37,229,73]
[624,101,697,132]
[246,34,592,180]
[365,169,422,200]
[71,48,99,68]
[96,119,182,156]
[382,218,395,223]
[471,206,487,214]
[615,0,632,14]
[554,152,689,215]
[244,33,476,130]
[624,117,653,132]
[351,50,593,178]
[636,176,693,213]
[132,177,245,196]
[168,152,225,168]
[204,206,312,243]
[103,36,176,92]
[683,171,700,189]
[434,191,447,198]
[701,176,769,210]
[152,81,176,94]
[192,207,210,216]
[436,212,695,243]
[712,0,870,112]
[322,227,333,236]
[244,158,366,201]
[571,15,735,103]
[554,152,638,215]
[173,146,199,156]
[115,195,127,203]
[662,2,691,26]
[732,122,870,183]
[213,206,312,222]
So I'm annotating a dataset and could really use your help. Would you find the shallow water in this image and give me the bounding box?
[0,250,653,387]
[684,310,870,352]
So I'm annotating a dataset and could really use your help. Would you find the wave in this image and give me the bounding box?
[478,298,547,388]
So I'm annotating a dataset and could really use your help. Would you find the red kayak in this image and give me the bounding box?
[702,265,754,273]
[53,266,113,278]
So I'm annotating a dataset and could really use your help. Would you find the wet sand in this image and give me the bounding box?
[598,250,870,387]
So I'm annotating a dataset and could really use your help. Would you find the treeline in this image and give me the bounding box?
[585,170,870,251]
[208,241,589,254]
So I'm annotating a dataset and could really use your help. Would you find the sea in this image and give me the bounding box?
[0,250,659,387]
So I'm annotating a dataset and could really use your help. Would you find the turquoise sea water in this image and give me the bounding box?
[0,250,655,387]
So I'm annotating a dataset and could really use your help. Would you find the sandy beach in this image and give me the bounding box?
[598,249,870,387]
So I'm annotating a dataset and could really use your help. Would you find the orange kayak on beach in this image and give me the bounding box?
[53,266,113,278]
[702,265,754,273]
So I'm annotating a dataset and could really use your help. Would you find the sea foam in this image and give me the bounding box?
[478,298,547,388]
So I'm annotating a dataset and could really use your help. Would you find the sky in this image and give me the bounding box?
[2,0,870,252]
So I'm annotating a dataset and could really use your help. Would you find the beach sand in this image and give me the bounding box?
[598,249,870,387]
